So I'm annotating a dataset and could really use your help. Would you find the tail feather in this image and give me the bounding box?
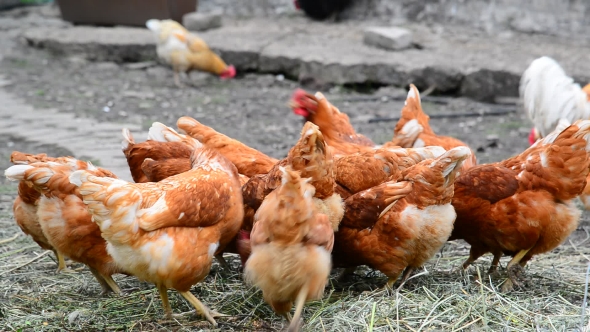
[6,164,67,195]
[389,119,424,148]
[176,116,214,142]
[429,146,472,180]
[122,128,135,151]
[289,122,334,199]
[5,165,34,181]
[148,122,202,149]
[395,84,434,136]
[69,170,132,225]
[570,120,590,152]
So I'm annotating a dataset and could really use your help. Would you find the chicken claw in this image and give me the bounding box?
[501,248,531,292]
[89,267,122,296]
[179,291,222,327]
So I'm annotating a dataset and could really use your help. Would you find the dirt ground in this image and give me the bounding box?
[1,5,590,332]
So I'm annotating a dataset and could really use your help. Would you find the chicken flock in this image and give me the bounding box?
[4,18,590,332]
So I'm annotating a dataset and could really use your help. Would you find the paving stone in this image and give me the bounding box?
[182,11,223,31]
[363,27,413,51]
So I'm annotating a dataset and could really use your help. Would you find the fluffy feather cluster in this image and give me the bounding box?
[5,70,590,330]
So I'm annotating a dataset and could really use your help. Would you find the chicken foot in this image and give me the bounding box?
[179,290,227,327]
[88,267,122,296]
[501,249,531,292]
[488,252,503,274]
[397,267,415,289]
[281,312,293,322]
[287,282,309,332]
[54,250,68,273]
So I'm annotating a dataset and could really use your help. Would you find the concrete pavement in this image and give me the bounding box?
[21,17,590,102]
[0,82,144,181]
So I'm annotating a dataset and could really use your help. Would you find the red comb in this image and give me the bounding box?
[291,88,307,100]
[220,65,236,79]
[528,128,537,145]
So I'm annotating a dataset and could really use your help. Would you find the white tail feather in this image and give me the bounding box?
[399,119,423,137]
[121,128,134,151]
[5,165,34,181]
[69,170,85,187]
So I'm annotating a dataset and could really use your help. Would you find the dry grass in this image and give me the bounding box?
[1,181,589,331]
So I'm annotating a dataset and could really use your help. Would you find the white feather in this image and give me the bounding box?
[5,165,34,181]
[145,19,161,32]
[520,56,590,138]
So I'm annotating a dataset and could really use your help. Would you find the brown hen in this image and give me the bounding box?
[450,120,590,291]
[70,123,244,326]
[290,89,375,156]
[333,147,471,288]
[383,85,477,171]
[5,158,124,294]
[245,166,333,332]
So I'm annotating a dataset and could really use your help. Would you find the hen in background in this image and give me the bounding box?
[520,56,590,144]
[290,89,375,156]
[5,157,124,295]
[450,120,590,291]
[146,19,236,87]
[384,85,477,171]
[333,147,470,288]
[245,166,333,332]
[70,124,244,325]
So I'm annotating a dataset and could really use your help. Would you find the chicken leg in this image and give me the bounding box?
[215,254,232,272]
[288,282,309,332]
[158,284,172,317]
[88,267,122,295]
[488,252,503,274]
[501,249,531,292]
[179,290,226,327]
[383,270,403,290]
[461,246,487,270]
[173,71,184,88]
[54,250,67,273]
[398,267,415,288]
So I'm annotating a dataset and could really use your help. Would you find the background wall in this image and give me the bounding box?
[198,0,589,36]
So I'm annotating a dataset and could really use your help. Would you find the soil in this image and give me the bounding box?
[0,38,532,165]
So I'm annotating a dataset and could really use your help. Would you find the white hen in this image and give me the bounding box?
[520,56,590,143]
